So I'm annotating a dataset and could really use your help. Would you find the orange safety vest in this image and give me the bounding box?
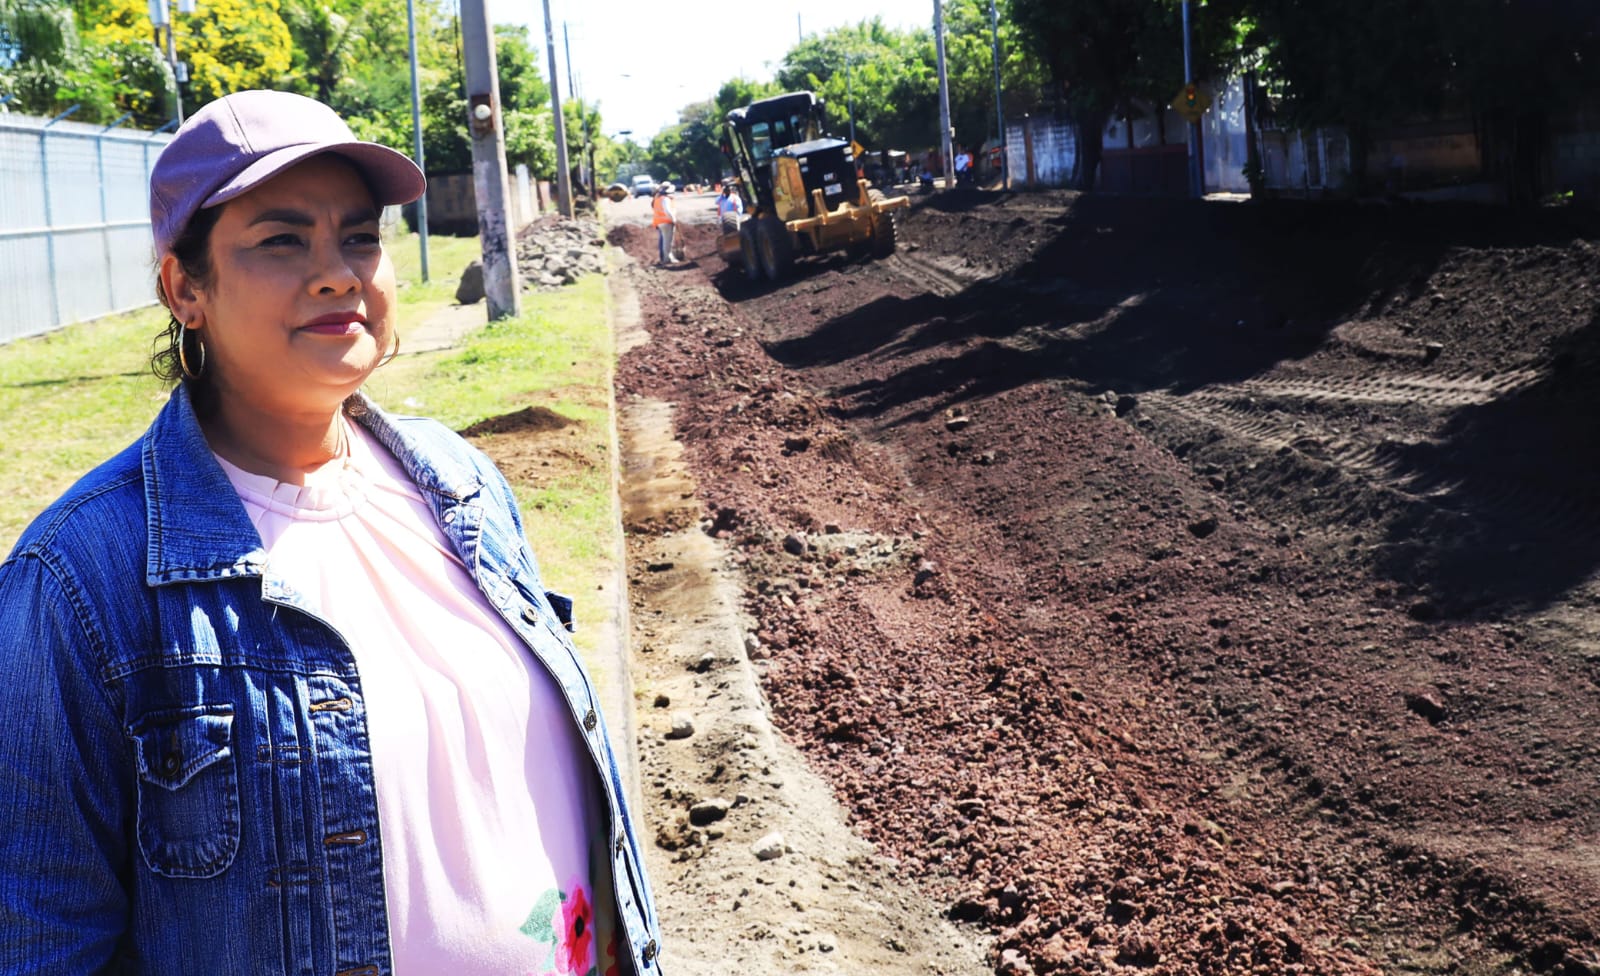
[651,194,675,227]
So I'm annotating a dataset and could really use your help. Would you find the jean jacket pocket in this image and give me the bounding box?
[127,704,241,879]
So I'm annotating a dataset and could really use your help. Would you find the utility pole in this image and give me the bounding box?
[405,0,429,282]
[459,0,521,319]
[543,0,573,218]
[1182,0,1204,199]
[564,23,587,199]
[934,0,955,190]
[990,0,1007,188]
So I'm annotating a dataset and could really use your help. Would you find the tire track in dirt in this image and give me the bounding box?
[883,249,980,297]
[1141,358,1600,545]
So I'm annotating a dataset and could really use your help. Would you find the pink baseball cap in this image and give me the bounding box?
[150,89,426,254]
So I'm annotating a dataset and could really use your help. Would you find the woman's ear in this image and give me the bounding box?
[158,253,205,328]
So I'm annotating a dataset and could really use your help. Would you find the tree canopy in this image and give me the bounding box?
[4,0,1590,201]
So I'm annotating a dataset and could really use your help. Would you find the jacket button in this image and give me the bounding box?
[442,510,456,524]
[643,939,658,962]
[583,709,598,731]
[522,606,538,624]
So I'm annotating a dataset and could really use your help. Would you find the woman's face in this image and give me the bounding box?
[172,154,397,418]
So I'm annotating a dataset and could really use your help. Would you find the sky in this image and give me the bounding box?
[497,0,939,143]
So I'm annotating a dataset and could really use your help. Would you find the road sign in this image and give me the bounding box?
[1172,83,1212,124]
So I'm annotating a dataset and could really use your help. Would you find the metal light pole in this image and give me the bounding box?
[934,0,955,190]
[989,0,1007,187]
[405,0,429,282]
[1182,0,1203,199]
[147,0,193,124]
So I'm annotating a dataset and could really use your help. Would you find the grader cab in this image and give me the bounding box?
[717,91,908,281]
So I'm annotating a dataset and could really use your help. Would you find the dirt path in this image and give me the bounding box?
[598,189,1600,976]
[606,197,994,975]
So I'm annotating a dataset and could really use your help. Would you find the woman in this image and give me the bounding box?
[0,90,662,976]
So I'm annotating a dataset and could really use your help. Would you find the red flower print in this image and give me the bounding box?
[603,934,621,976]
[554,883,595,975]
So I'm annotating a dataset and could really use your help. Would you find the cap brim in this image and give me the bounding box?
[204,141,427,211]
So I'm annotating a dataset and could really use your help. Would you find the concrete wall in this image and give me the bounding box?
[420,169,539,236]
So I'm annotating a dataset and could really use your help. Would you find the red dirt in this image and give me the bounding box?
[611,190,1600,975]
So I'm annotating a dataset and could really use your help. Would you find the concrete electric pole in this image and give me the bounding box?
[543,0,574,218]
[459,0,521,319]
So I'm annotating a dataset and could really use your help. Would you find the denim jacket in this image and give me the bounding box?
[0,385,662,975]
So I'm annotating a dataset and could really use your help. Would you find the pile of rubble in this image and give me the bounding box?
[515,213,606,290]
[454,213,607,303]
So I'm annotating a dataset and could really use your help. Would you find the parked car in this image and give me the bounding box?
[630,174,656,197]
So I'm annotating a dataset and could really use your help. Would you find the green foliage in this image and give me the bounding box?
[0,0,168,123]
[1007,0,1249,187]
[1243,0,1600,126]
[941,0,1049,149]
[774,18,937,150]
[634,3,1051,182]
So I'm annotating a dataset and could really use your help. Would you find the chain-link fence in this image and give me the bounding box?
[0,112,173,345]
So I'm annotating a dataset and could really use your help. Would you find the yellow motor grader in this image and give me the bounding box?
[717,91,908,281]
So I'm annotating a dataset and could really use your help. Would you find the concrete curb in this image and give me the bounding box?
[599,243,646,813]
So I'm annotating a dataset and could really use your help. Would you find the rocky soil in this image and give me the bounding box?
[595,189,1600,976]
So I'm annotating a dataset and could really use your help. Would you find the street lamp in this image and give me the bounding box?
[146,0,194,124]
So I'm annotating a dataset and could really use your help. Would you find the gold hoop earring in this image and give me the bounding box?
[377,331,400,368]
[178,328,205,380]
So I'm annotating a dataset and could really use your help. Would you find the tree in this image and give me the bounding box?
[775,19,938,151]
[79,0,294,116]
[1009,0,1246,190]
[279,0,363,105]
[1243,0,1600,201]
[941,0,1050,155]
[0,0,161,123]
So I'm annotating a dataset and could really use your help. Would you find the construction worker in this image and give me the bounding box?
[716,182,743,228]
[651,182,677,266]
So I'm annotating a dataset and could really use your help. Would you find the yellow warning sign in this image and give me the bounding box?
[1171,84,1212,124]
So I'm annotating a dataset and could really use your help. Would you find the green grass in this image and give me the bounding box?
[0,307,171,547]
[365,272,618,609]
[0,238,623,676]
[389,230,484,306]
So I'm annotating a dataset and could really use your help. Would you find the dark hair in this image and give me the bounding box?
[150,204,223,398]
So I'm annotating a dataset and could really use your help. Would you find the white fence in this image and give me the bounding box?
[0,112,173,344]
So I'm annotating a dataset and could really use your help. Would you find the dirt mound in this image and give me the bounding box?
[613,190,1600,975]
[458,404,573,437]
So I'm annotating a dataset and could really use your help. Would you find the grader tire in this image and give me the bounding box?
[868,188,898,259]
[738,223,761,281]
[756,217,794,282]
